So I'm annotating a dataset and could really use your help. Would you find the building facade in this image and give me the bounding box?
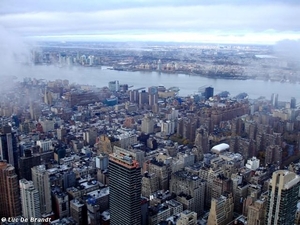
[266,170,300,225]
[20,179,41,224]
[31,165,52,215]
[207,193,234,225]
[109,152,141,225]
[0,160,21,217]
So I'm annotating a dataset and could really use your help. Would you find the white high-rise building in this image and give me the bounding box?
[20,179,41,224]
[141,114,155,134]
[88,55,94,66]
[108,80,120,92]
[36,139,53,152]
[157,59,162,71]
[31,165,52,215]
[66,56,73,66]
[39,117,55,133]
[161,120,175,136]
[166,108,179,120]
[245,157,260,170]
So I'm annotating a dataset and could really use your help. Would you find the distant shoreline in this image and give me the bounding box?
[109,67,280,82]
[31,64,299,84]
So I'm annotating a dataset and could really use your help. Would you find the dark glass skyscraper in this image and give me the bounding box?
[204,86,214,100]
[291,97,296,109]
[19,149,41,181]
[109,152,141,225]
[0,125,19,171]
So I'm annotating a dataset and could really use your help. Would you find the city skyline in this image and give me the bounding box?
[0,70,299,224]
[0,0,300,44]
[1,1,300,224]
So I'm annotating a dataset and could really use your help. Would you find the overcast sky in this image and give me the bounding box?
[0,0,300,44]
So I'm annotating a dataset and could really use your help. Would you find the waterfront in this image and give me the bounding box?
[16,65,300,102]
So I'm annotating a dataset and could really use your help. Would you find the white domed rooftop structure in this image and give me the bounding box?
[211,143,230,154]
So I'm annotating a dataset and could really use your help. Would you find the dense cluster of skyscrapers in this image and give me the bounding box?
[0,76,299,225]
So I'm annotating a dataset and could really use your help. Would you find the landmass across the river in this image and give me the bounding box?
[31,42,300,83]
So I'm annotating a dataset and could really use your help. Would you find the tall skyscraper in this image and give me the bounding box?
[247,199,266,225]
[194,127,209,161]
[32,165,52,215]
[266,170,300,225]
[70,199,88,225]
[271,93,279,108]
[0,160,21,217]
[19,179,41,223]
[95,135,113,155]
[141,113,155,134]
[108,80,119,92]
[0,125,18,169]
[207,193,234,225]
[265,145,282,166]
[19,149,41,181]
[291,97,297,109]
[170,170,206,215]
[147,157,171,191]
[157,59,162,71]
[139,90,149,106]
[204,86,214,100]
[148,86,158,106]
[52,189,69,219]
[271,93,275,104]
[109,152,141,225]
[129,90,139,103]
[149,93,158,106]
[83,127,98,146]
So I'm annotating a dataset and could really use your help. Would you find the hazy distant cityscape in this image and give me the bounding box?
[32,42,300,82]
[1,0,300,225]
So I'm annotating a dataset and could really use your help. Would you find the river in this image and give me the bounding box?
[15,65,300,102]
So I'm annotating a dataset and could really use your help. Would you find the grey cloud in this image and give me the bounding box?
[1,4,300,37]
[1,0,299,15]
[0,0,299,44]
[0,26,36,91]
[0,26,32,62]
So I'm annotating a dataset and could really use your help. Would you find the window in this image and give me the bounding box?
[62,202,67,211]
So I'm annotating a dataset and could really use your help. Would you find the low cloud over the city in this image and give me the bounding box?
[0,25,32,75]
[0,0,299,43]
